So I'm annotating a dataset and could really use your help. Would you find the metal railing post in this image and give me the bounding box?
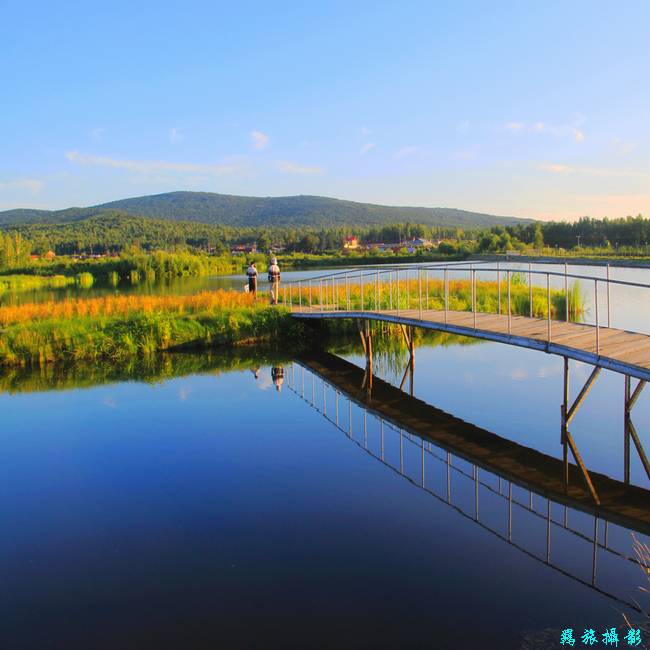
[418,269,422,319]
[507,270,511,334]
[378,270,382,310]
[595,279,599,355]
[606,263,611,327]
[360,271,364,311]
[389,271,393,310]
[319,280,323,312]
[376,269,379,311]
[472,269,477,329]
[395,269,399,316]
[529,262,533,318]
[309,280,312,308]
[547,273,551,342]
[425,269,429,310]
[444,268,448,324]
[298,281,302,308]
[565,262,569,322]
[406,269,410,310]
[345,273,350,310]
[497,261,501,315]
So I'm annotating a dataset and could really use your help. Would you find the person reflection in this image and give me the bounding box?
[271,365,284,392]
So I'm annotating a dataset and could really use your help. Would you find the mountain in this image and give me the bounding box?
[0,191,532,228]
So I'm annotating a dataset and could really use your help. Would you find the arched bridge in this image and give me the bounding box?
[285,260,650,381]
[284,260,650,503]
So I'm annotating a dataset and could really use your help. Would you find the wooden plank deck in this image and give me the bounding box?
[292,307,650,381]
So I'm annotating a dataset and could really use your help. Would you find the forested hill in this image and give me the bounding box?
[0,191,530,228]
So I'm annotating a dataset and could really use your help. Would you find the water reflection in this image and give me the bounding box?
[288,352,650,615]
[1,341,650,648]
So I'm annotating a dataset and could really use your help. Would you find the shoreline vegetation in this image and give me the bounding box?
[0,330,480,394]
[0,279,584,367]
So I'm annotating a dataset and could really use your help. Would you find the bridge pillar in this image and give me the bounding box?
[357,319,373,392]
[624,375,649,485]
[561,358,601,504]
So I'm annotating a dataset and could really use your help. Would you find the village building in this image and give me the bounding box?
[343,236,359,250]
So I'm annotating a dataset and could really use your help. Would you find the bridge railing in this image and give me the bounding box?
[283,261,650,352]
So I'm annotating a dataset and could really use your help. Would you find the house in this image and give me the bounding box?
[343,236,359,250]
[230,243,257,255]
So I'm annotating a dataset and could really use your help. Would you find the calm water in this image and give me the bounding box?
[1,338,648,649]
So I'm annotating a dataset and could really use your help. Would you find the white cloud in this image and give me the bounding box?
[169,127,184,143]
[65,150,243,177]
[538,163,575,174]
[0,178,44,194]
[277,160,323,174]
[360,142,376,156]
[538,162,650,178]
[505,121,525,133]
[360,125,371,136]
[90,127,106,142]
[250,130,269,150]
[612,138,636,155]
[507,116,586,142]
[394,145,419,159]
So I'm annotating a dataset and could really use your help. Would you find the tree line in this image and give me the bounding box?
[2,210,650,259]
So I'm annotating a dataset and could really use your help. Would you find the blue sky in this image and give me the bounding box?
[1,0,649,220]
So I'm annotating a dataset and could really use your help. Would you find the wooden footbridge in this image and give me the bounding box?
[284,261,650,505]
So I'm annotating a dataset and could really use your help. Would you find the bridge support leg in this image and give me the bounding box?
[561,358,601,505]
[357,319,373,395]
[397,325,415,396]
[624,376,649,484]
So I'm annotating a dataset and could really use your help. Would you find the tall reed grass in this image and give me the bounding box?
[0,291,303,366]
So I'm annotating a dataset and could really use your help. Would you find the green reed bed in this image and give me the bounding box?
[0,295,305,367]
[0,274,76,294]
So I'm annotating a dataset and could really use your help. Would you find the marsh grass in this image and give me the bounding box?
[0,274,75,294]
[0,291,303,366]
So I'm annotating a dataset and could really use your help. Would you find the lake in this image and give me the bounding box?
[1,334,648,649]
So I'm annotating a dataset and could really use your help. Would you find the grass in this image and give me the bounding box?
[0,291,305,367]
[0,274,75,294]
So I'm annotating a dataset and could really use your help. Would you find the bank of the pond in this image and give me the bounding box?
[0,274,77,294]
[0,291,306,366]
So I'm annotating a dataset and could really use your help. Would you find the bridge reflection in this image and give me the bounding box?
[286,352,650,612]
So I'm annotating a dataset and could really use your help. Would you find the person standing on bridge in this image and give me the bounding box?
[268,257,281,305]
[246,261,258,299]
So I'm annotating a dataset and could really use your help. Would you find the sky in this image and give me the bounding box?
[1,0,649,221]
